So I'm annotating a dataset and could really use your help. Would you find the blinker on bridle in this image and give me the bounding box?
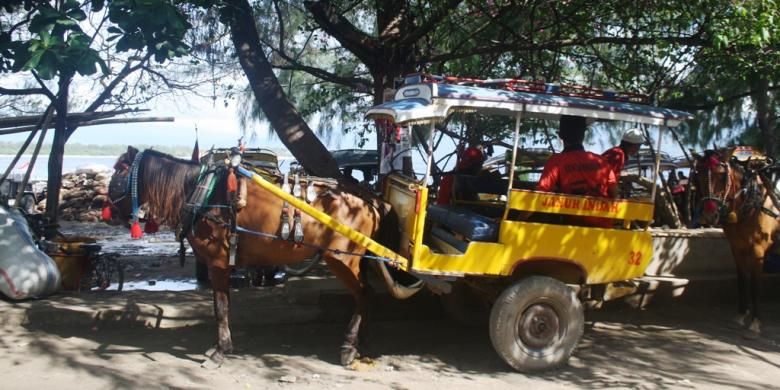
[106,151,145,223]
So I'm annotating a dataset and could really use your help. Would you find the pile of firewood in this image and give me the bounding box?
[36,165,112,222]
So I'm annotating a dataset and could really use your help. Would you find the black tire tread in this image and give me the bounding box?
[489,276,584,372]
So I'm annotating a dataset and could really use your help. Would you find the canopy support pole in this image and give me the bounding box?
[504,111,523,220]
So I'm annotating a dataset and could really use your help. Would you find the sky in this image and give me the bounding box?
[2,86,367,154]
[5,97,279,151]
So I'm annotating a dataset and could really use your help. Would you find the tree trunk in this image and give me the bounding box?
[44,76,71,236]
[221,0,341,178]
[753,75,777,157]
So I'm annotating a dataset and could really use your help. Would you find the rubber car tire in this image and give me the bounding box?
[489,276,584,372]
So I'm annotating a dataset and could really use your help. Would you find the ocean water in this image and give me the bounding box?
[0,155,118,181]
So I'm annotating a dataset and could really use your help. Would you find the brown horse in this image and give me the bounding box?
[107,147,421,367]
[692,147,780,337]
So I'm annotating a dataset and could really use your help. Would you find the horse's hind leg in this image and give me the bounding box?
[324,255,366,366]
[203,266,233,368]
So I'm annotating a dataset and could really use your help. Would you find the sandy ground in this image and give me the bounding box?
[0,222,779,389]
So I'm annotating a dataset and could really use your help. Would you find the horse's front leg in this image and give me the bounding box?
[203,266,233,368]
[733,266,750,328]
[745,265,762,338]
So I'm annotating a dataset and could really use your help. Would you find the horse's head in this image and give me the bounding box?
[105,146,140,226]
[692,149,735,226]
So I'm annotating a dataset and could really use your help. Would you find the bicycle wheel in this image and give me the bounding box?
[92,254,124,291]
[284,252,321,276]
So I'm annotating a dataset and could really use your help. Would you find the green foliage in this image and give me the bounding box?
[1,0,192,79]
[108,0,192,62]
[3,1,107,79]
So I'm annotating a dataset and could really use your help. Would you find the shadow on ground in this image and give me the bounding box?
[4,288,780,389]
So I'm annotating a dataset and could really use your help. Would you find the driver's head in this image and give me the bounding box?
[558,115,587,146]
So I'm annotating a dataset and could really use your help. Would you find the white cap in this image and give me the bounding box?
[622,128,645,144]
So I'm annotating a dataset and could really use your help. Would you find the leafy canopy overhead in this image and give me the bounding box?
[1,0,191,80]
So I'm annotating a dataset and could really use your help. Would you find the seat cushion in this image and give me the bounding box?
[430,227,468,253]
[427,205,499,242]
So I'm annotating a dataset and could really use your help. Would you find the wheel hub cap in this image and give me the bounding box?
[518,303,560,349]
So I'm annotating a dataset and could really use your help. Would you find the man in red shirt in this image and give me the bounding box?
[536,116,617,227]
[437,146,484,205]
[601,128,644,176]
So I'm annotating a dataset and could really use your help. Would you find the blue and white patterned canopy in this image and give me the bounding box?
[366,82,693,127]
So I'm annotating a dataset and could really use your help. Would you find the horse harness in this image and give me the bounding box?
[109,150,399,268]
[181,155,340,266]
[698,153,780,222]
[106,150,145,222]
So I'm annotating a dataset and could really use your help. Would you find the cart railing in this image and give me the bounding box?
[508,189,654,223]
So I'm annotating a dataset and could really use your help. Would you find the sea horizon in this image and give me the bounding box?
[0,155,121,181]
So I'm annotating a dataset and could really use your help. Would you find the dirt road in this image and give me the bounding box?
[1,282,779,390]
[2,222,778,389]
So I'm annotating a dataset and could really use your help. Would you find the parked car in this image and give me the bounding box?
[332,149,379,188]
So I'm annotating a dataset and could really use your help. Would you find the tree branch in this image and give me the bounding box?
[397,0,463,46]
[82,52,152,113]
[304,1,380,67]
[272,62,372,93]
[424,35,710,64]
[0,86,50,96]
[260,33,373,92]
[667,85,780,111]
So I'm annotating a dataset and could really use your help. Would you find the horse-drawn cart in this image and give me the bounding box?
[108,74,692,370]
[231,75,693,371]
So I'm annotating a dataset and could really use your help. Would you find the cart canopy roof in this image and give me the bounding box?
[366,80,693,128]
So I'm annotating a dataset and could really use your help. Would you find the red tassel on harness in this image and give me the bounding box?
[703,200,718,214]
[130,220,143,239]
[706,156,720,169]
[227,168,238,193]
[101,201,112,222]
[144,218,159,234]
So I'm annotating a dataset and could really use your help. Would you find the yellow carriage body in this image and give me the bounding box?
[383,174,654,284]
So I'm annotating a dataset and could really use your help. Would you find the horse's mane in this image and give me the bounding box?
[139,149,200,227]
[135,148,392,233]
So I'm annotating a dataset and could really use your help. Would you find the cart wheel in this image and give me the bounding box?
[284,252,321,276]
[489,276,584,372]
[440,281,490,327]
[91,255,124,292]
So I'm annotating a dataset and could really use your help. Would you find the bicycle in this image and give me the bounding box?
[78,243,124,292]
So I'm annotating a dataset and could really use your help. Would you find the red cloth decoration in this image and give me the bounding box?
[130,220,143,239]
[703,200,718,214]
[144,218,159,234]
[706,156,720,169]
[227,168,237,193]
[101,201,112,222]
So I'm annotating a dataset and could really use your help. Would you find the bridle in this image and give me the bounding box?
[695,154,734,218]
[107,151,145,221]
[696,151,780,222]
